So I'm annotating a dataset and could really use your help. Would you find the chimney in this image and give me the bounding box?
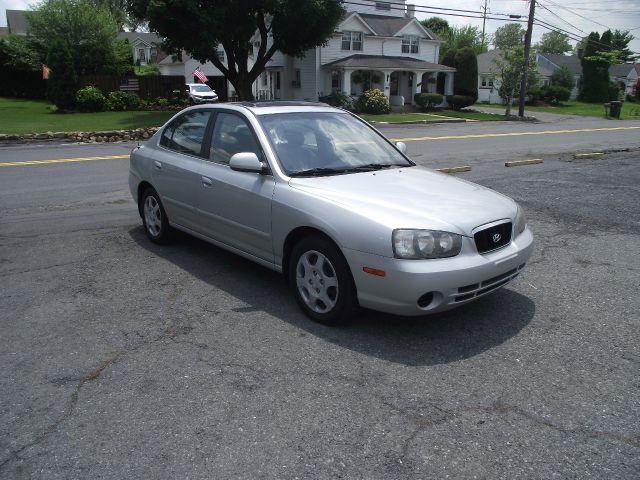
[406,4,415,18]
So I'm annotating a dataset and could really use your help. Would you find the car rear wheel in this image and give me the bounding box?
[289,236,359,325]
[141,188,173,244]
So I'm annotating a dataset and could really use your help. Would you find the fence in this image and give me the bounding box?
[79,75,186,99]
[0,68,47,99]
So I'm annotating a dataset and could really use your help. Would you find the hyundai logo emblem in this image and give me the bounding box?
[492,233,502,243]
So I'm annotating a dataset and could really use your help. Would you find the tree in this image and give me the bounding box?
[493,47,539,115]
[26,0,119,75]
[127,0,344,100]
[493,24,525,50]
[438,25,486,62]
[611,30,635,63]
[452,47,478,101]
[551,65,575,90]
[46,39,78,109]
[420,17,449,37]
[580,32,614,102]
[535,31,572,54]
[0,35,41,71]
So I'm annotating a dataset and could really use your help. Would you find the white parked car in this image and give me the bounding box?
[129,102,533,325]
[186,83,218,104]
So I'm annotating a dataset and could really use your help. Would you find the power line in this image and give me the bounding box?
[542,0,612,30]
[536,1,587,35]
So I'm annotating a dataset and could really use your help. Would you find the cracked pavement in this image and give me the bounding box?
[0,143,638,478]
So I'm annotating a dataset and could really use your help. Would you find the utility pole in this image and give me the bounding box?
[481,0,489,48]
[518,0,536,118]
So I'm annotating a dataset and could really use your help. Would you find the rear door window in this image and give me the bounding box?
[160,111,212,157]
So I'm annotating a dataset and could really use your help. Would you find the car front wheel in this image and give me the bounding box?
[141,188,173,244]
[289,236,359,325]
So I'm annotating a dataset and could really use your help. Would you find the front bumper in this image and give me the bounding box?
[190,95,218,103]
[342,227,534,316]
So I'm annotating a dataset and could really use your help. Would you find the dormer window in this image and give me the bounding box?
[402,36,419,54]
[375,2,391,10]
[342,31,363,51]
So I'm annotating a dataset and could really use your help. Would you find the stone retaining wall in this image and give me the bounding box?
[0,127,159,144]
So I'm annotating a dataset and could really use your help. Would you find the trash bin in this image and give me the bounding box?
[610,101,622,119]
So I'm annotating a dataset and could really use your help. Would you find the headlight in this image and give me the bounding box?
[393,229,463,259]
[515,204,527,235]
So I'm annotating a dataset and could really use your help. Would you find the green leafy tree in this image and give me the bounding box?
[109,38,134,76]
[610,30,635,63]
[26,0,119,75]
[420,17,450,37]
[493,47,539,115]
[579,32,615,102]
[46,38,78,109]
[452,47,478,101]
[127,0,344,100]
[493,23,525,50]
[0,35,41,71]
[438,25,486,61]
[535,31,572,54]
[551,65,575,90]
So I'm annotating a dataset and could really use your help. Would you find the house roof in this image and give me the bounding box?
[609,63,639,77]
[477,50,503,74]
[117,31,163,46]
[6,9,29,35]
[538,53,582,75]
[323,54,455,71]
[357,13,439,40]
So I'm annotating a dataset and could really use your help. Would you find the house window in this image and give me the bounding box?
[150,48,157,63]
[342,31,363,51]
[331,70,340,89]
[138,48,146,62]
[402,36,419,54]
[489,78,494,87]
[543,79,550,86]
[375,2,391,10]
[216,50,225,63]
[481,76,487,87]
[293,69,301,88]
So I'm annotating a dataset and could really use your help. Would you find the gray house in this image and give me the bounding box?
[536,53,582,100]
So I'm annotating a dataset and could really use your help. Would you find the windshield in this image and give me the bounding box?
[190,85,212,93]
[259,112,413,176]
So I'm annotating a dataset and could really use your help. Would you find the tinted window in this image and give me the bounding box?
[209,113,261,165]
[160,111,212,156]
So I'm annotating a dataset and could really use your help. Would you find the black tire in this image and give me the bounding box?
[141,188,173,244]
[288,236,359,326]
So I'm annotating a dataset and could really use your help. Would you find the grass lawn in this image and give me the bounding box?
[479,101,640,120]
[360,110,510,123]
[0,97,175,134]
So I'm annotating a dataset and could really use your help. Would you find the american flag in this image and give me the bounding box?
[119,77,140,91]
[193,68,209,83]
[42,64,51,79]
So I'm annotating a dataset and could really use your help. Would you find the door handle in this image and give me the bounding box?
[153,160,162,170]
[202,176,213,187]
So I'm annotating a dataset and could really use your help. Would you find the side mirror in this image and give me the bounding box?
[229,152,265,173]
[396,141,407,154]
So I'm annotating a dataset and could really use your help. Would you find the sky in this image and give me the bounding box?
[1,0,639,55]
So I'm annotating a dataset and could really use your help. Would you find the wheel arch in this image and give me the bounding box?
[137,181,155,218]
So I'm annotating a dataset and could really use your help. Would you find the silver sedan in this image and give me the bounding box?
[129,102,533,325]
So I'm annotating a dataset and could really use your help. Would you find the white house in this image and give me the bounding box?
[254,0,455,105]
[609,63,639,97]
[536,53,582,100]
[117,32,167,66]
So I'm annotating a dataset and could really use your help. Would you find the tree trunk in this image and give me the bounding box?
[505,88,515,116]
[227,73,256,101]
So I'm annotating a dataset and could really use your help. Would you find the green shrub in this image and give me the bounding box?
[446,95,474,111]
[75,86,106,112]
[608,82,622,102]
[320,91,354,110]
[356,89,390,114]
[156,98,169,108]
[414,93,443,111]
[106,91,141,111]
[544,85,571,103]
[46,39,77,110]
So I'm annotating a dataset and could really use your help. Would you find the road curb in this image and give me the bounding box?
[437,166,472,174]
[505,159,543,167]
[573,152,605,159]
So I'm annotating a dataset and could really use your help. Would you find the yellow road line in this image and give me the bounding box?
[391,126,640,142]
[0,154,128,167]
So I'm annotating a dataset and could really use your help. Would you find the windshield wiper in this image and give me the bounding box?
[348,163,407,171]
[289,167,348,177]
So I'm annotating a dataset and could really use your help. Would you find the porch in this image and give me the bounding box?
[322,54,456,106]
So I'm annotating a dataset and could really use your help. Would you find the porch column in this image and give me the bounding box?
[382,70,393,98]
[413,71,422,104]
[445,72,454,96]
[342,69,353,96]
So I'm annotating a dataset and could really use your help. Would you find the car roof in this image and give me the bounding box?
[227,101,344,116]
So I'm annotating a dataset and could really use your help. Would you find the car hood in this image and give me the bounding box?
[191,91,217,97]
[288,166,516,236]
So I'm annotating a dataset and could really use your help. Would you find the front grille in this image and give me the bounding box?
[474,222,512,254]
[453,263,526,303]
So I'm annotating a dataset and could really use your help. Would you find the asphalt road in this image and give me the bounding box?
[1,118,639,479]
